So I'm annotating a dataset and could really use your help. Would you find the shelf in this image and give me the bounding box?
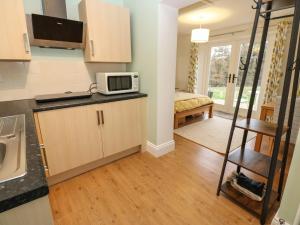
[220,182,278,217]
[260,0,295,15]
[228,148,282,178]
[235,119,288,137]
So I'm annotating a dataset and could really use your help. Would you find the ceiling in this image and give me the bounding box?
[178,0,256,34]
[160,0,200,9]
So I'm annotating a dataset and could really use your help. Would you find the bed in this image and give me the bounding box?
[174,91,214,129]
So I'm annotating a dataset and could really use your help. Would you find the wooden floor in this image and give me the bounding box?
[49,135,293,225]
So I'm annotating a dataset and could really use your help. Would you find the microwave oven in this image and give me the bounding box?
[96,72,139,95]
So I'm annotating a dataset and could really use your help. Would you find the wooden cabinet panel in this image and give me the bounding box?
[0,0,31,61]
[0,196,54,225]
[79,0,131,62]
[98,98,145,157]
[35,98,147,179]
[36,105,103,176]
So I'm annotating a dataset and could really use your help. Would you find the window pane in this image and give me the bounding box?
[234,43,266,110]
[208,45,232,105]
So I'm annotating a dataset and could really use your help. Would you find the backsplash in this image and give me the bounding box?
[0,0,126,102]
[0,47,125,101]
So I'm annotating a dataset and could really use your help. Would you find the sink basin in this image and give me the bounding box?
[0,115,26,183]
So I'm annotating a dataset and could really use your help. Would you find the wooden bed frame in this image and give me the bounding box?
[174,103,213,129]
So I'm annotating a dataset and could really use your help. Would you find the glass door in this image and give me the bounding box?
[232,42,267,116]
[207,44,235,112]
[206,40,268,116]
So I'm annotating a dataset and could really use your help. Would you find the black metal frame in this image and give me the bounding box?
[216,0,300,224]
[216,0,263,197]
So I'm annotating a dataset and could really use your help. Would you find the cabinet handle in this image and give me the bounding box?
[96,110,101,125]
[101,110,104,125]
[90,40,95,56]
[40,144,49,172]
[23,33,30,54]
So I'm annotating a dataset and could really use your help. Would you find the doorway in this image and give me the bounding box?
[205,38,272,117]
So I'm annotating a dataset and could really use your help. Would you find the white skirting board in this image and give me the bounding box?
[146,140,175,157]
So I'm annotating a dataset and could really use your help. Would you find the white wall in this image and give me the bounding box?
[0,0,125,102]
[176,34,209,94]
[276,129,300,224]
[0,50,125,101]
[175,23,278,97]
[293,205,300,225]
[123,0,159,144]
[176,35,190,91]
[156,3,178,146]
[124,0,178,153]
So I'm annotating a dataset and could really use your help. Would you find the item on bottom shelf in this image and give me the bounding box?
[236,173,265,196]
[227,172,266,201]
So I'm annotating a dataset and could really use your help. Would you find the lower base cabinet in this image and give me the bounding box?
[99,98,145,157]
[0,196,53,225]
[34,98,146,179]
[35,104,104,176]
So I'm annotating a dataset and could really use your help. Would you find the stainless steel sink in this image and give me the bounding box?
[0,115,26,183]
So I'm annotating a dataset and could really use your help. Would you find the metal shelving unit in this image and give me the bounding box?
[216,0,300,224]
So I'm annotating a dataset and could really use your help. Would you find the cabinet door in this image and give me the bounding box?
[79,0,131,62]
[98,98,145,157]
[0,0,31,61]
[37,105,103,176]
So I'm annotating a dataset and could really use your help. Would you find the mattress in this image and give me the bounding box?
[174,91,213,113]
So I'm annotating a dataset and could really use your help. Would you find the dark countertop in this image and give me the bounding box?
[32,92,147,112]
[0,92,147,212]
[0,100,48,213]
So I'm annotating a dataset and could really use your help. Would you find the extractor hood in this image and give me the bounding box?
[26,0,85,49]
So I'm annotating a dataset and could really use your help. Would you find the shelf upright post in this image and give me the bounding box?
[260,0,300,224]
[277,27,300,201]
[238,2,272,174]
[216,0,263,195]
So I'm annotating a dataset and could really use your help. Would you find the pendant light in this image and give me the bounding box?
[191,25,210,43]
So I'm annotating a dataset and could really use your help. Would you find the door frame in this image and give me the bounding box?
[202,34,275,118]
[204,41,240,113]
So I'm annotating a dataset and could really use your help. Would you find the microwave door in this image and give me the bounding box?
[108,76,132,92]
[121,76,132,90]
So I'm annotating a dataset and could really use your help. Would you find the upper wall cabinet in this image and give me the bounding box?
[0,0,31,61]
[79,0,132,63]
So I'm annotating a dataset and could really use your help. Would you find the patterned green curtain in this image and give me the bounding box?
[264,20,290,103]
[187,43,200,93]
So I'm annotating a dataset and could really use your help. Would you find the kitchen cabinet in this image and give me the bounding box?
[34,98,146,180]
[35,105,104,176]
[0,0,31,61]
[79,0,131,62]
[98,98,145,157]
[0,196,53,225]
